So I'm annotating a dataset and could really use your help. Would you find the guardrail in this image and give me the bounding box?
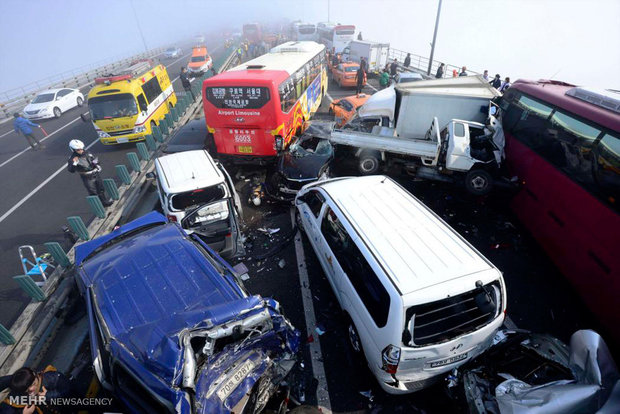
[388,47,479,79]
[0,45,240,380]
[0,47,165,121]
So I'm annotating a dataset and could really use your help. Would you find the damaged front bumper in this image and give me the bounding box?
[177,299,300,414]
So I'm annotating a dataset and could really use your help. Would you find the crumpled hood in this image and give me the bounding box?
[278,151,327,181]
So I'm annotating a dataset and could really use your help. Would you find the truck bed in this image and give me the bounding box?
[329,129,438,159]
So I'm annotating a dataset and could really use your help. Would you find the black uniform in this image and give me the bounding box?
[67,150,112,206]
[180,70,195,99]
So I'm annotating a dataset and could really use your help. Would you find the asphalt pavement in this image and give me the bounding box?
[0,37,226,328]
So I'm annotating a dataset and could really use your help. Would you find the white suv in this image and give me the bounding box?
[152,150,243,258]
[295,175,506,393]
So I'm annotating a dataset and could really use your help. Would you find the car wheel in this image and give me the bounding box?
[348,320,362,354]
[53,107,62,118]
[76,97,84,107]
[465,169,493,196]
[358,153,380,175]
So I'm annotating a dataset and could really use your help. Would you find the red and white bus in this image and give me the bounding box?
[499,79,620,342]
[202,41,327,163]
[317,22,355,53]
[242,23,262,44]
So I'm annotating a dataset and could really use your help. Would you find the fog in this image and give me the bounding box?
[1,0,618,93]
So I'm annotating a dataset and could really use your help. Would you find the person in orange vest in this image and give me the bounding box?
[452,68,458,77]
[0,366,71,414]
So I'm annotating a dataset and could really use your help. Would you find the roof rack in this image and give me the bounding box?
[94,59,154,85]
[566,87,620,114]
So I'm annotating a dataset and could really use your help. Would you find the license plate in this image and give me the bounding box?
[430,352,468,368]
[216,359,256,401]
[238,145,253,154]
[116,137,129,143]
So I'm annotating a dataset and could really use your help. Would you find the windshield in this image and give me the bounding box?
[171,184,227,210]
[166,48,176,52]
[345,66,359,73]
[191,55,206,62]
[88,93,138,120]
[32,93,55,103]
[336,30,355,36]
[299,26,315,34]
[289,135,332,157]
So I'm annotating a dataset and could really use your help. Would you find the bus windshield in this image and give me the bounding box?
[89,94,138,120]
[299,26,315,34]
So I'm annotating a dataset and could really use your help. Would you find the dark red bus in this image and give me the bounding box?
[242,23,262,44]
[499,79,620,342]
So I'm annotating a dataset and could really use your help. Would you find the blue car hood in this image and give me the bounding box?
[75,211,167,266]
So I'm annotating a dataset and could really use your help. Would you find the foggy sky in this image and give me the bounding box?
[1,0,618,94]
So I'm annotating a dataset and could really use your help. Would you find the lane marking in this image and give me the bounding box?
[0,130,13,138]
[324,92,334,103]
[0,137,98,225]
[366,82,378,92]
[0,115,85,169]
[290,208,332,413]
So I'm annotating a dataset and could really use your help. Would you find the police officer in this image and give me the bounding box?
[67,140,112,207]
[180,67,195,100]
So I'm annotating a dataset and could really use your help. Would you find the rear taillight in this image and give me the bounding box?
[167,215,178,222]
[381,344,401,374]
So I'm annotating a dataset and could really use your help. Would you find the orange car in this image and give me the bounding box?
[332,62,366,88]
[329,93,371,127]
[187,46,213,76]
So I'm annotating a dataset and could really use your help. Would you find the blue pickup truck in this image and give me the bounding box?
[74,212,300,413]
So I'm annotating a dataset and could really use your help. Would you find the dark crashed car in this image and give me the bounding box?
[74,212,300,414]
[267,121,334,201]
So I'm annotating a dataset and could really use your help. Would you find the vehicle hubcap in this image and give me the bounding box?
[362,160,375,172]
[471,176,487,190]
[349,324,361,352]
[54,108,61,117]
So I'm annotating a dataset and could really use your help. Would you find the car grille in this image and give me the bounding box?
[25,110,40,115]
[108,129,134,136]
[408,281,501,346]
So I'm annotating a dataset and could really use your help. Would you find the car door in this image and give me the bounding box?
[59,89,73,111]
[296,191,341,299]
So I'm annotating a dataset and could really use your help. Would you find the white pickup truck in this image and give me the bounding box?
[331,115,507,195]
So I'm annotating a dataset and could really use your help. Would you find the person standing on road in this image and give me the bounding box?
[355,66,365,97]
[404,53,411,68]
[490,74,502,89]
[180,67,194,100]
[211,67,217,77]
[435,63,445,78]
[459,66,468,76]
[499,77,511,92]
[360,57,368,74]
[483,70,489,81]
[357,32,363,40]
[390,59,398,76]
[13,113,45,151]
[380,69,390,89]
[67,139,112,207]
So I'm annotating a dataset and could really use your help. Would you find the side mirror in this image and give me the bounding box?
[80,113,91,122]
[145,172,156,180]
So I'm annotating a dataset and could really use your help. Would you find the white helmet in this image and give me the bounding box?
[69,139,85,151]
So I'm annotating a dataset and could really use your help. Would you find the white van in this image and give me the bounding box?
[152,150,243,258]
[295,175,506,393]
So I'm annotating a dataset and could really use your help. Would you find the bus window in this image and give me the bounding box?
[142,77,163,103]
[594,133,620,208]
[549,111,602,187]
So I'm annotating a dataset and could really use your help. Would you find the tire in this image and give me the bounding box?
[465,169,494,196]
[347,319,363,355]
[53,107,62,118]
[76,97,84,107]
[358,153,380,175]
